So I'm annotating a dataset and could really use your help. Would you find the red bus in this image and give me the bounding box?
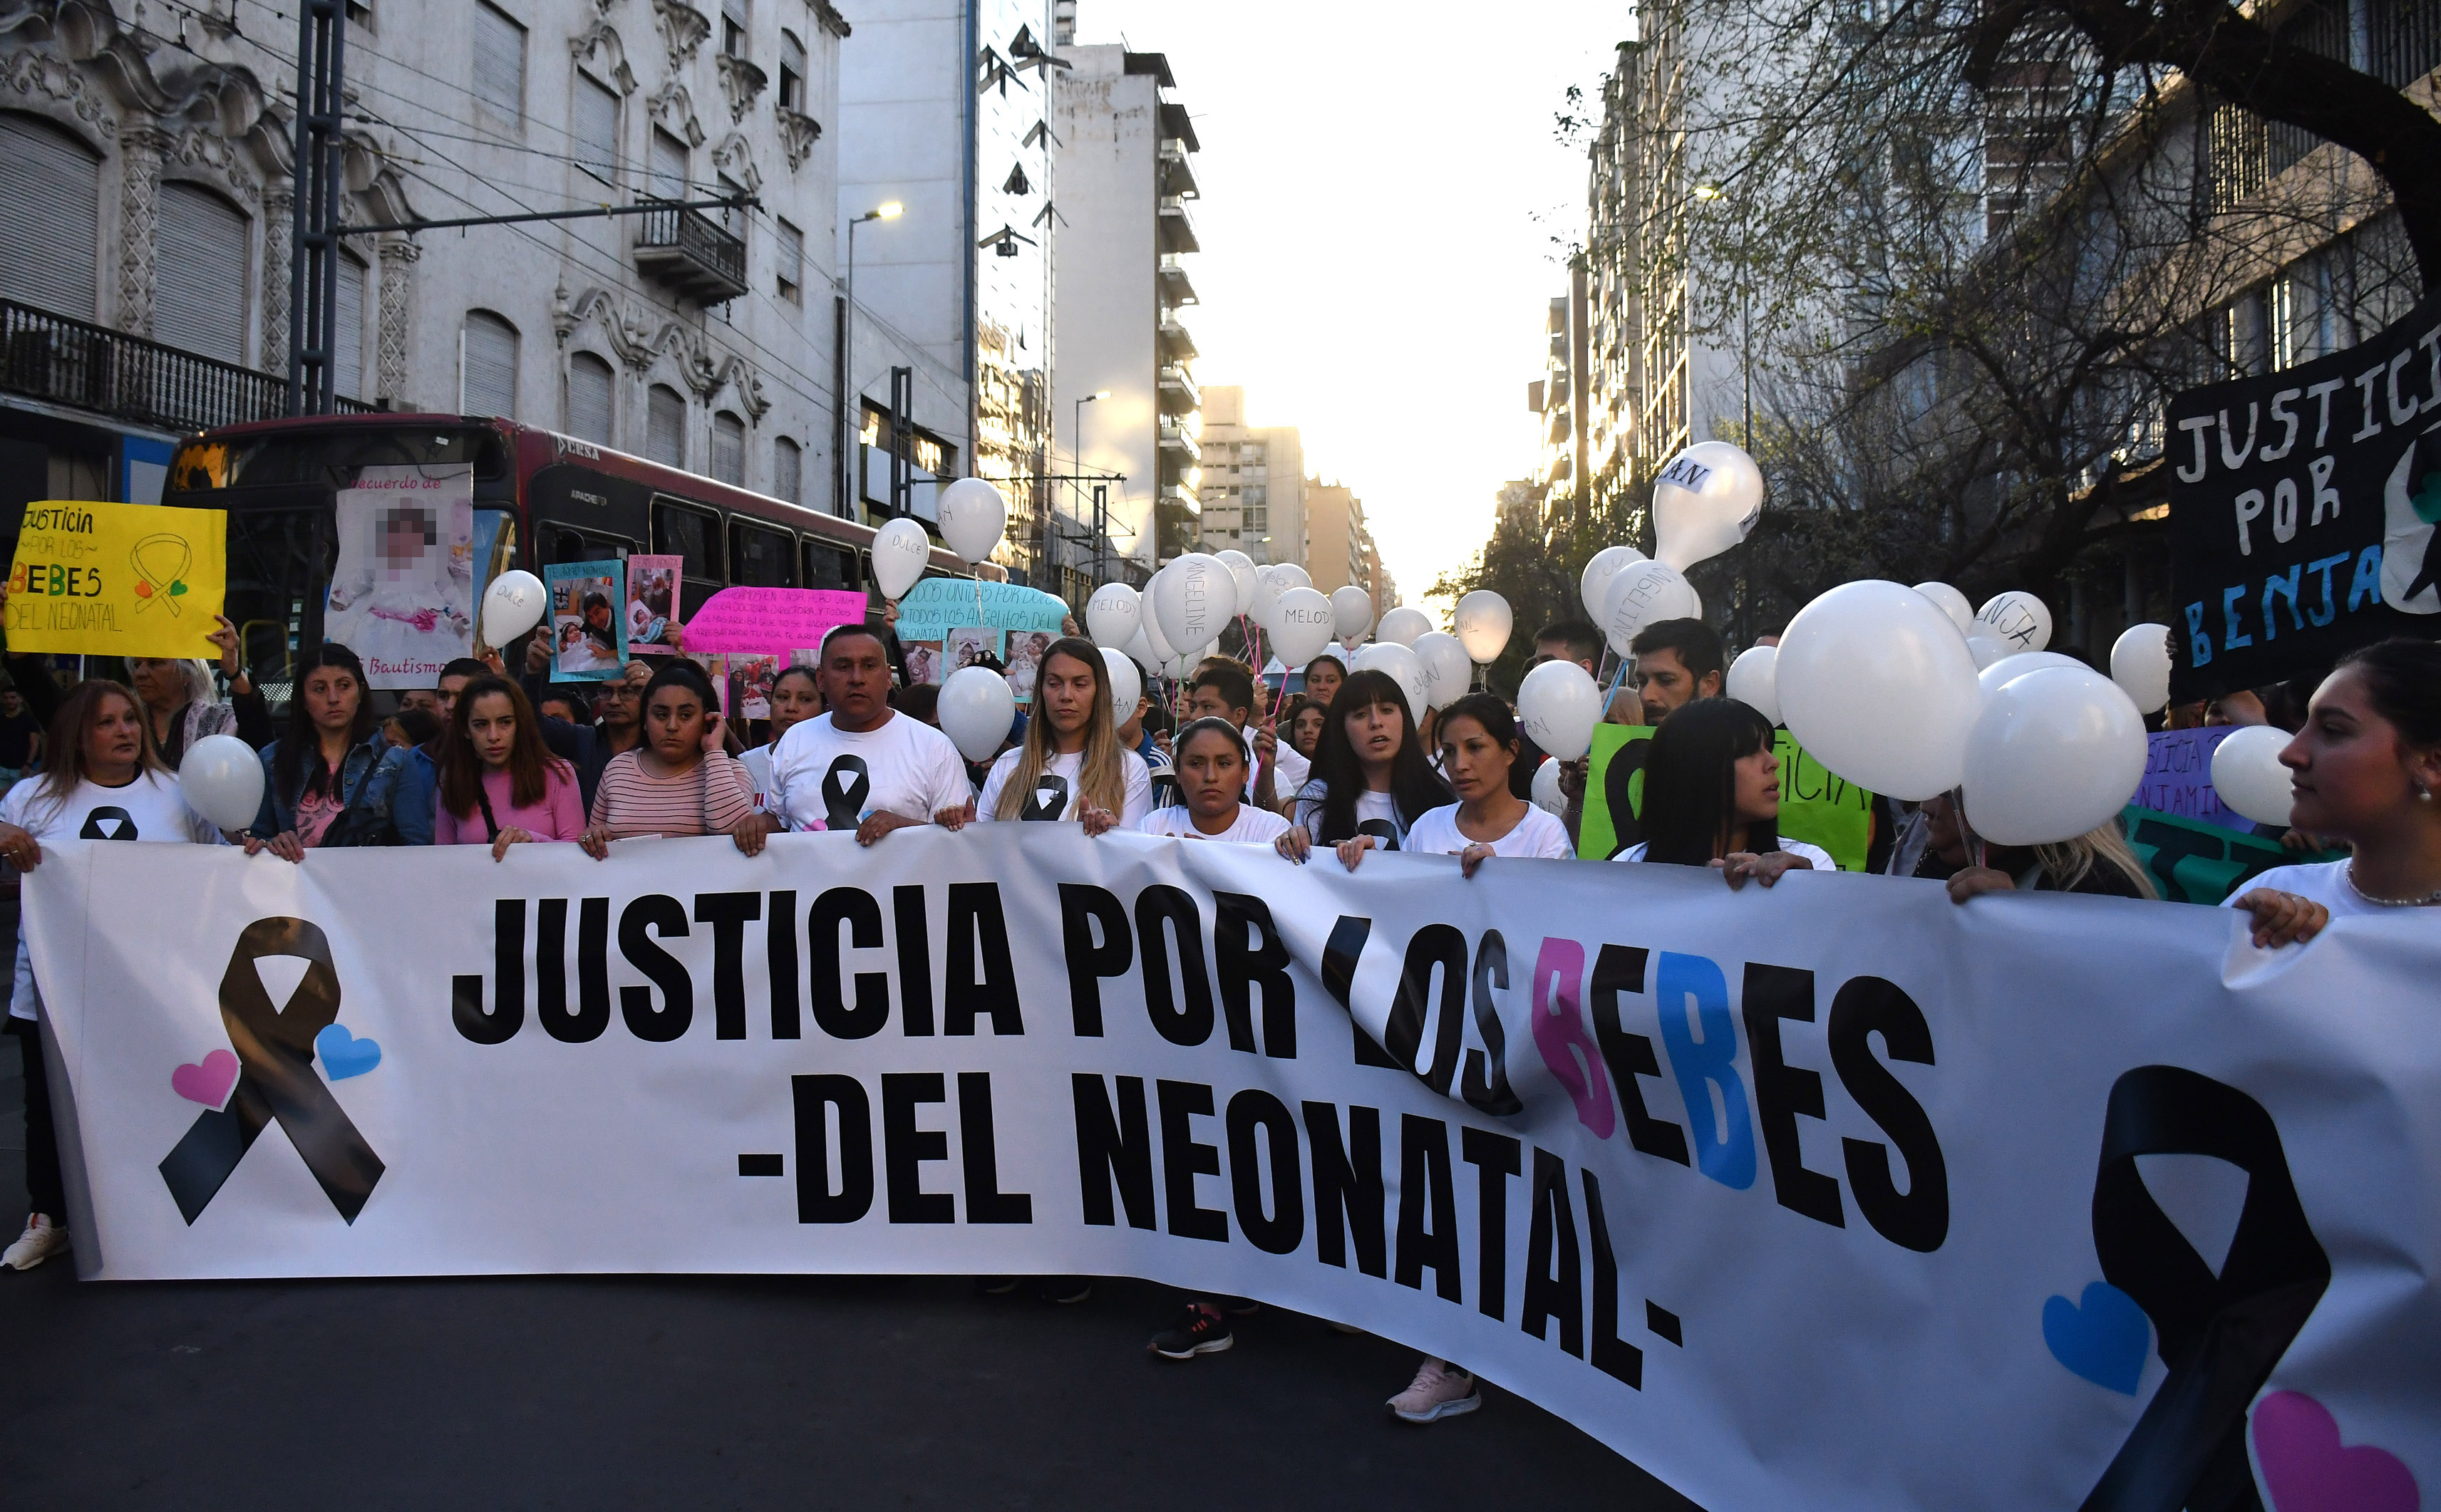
[162,413,991,694]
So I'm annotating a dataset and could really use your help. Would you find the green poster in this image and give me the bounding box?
[2120,805,2344,905]
[1577,724,1875,870]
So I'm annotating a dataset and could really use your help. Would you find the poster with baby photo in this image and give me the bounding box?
[1003,628,1055,702]
[324,465,475,688]
[626,555,683,654]
[545,561,626,681]
[945,627,1001,675]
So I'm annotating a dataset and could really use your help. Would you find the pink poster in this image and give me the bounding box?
[682,587,869,656]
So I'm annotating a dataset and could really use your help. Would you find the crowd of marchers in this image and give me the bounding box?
[0,588,2432,1429]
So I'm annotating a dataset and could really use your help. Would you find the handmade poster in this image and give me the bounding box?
[681,586,866,656]
[894,577,1066,642]
[545,561,626,682]
[2120,805,2345,905]
[323,465,475,688]
[946,627,1000,673]
[1579,723,1874,869]
[626,555,683,654]
[2127,727,2241,827]
[5,498,227,658]
[2166,288,2441,701]
[1004,628,1056,702]
[727,654,780,720]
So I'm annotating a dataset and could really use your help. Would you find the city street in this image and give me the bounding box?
[0,1036,1696,1509]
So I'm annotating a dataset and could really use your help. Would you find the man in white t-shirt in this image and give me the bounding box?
[735,626,972,850]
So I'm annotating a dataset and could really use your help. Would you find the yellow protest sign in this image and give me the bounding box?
[6,499,226,658]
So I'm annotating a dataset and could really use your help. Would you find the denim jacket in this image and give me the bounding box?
[368,741,441,846]
[249,735,391,839]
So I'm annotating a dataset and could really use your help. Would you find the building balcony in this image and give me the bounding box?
[1157,141,1199,197]
[1159,101,1199,153]
[1158,315,1197,364]
[634,200,748,304]
[1157,413,1201,462]
[0,296,371,433]
[1158,479,1201,514]
[1157,195,1200,254]
[1158,254,1197,306]
[1157,363,1199,414]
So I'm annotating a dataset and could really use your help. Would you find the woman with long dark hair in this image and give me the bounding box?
[1399,693,1574,876]
[1616,698,1827,886]
[1274,668,1452,867]
[970,637,1150,832]
[580,659,753,854]
[0,680,224,1269]
[2222,638,2441,945]
[248,643,388,859]
[435,676,586,859]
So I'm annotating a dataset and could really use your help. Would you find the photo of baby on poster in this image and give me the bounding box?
[324,465,475,689]
[546,561,626,681]
[626,555,682,654]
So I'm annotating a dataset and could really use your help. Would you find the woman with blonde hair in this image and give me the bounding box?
[961,636,1150,833]
[1931,792,2158,901]
[125,612,273,767]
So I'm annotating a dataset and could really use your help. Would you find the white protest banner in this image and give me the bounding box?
[24,832,2436,1512]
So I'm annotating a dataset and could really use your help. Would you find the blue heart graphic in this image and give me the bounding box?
[314,1023,382,1081]
[2042,1280,2150,1394]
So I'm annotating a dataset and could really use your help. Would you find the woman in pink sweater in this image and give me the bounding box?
[434,676,587,857]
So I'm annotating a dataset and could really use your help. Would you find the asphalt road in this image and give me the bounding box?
[0,1034,1701,1511]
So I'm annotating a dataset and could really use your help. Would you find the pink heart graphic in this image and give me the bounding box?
[170,1049,239,1111]
[2252,1390,2420,1512]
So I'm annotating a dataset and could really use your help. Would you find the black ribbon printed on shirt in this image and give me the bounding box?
[158,918,386,1225]
[820,757,871,830]
[1021,775,1070,821]
[79,806,138,840]
[2078,1066,2329,1512]
[1357,819,1401,851]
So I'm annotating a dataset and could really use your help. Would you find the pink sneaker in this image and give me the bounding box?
[1387,1357,1479,1422]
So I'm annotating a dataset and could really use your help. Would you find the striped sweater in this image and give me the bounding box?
[587,750,756,839]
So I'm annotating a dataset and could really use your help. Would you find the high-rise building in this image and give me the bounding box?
[1193,386,1304,571]
[1303,478,1384,602]
[1051,38,1203,570]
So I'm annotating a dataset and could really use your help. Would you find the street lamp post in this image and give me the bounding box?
[1072,389,1107,586]
[837,201,902,517]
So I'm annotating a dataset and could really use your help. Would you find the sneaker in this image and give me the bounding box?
[973,1275,1021,1295]
[3,1213,68,1271]
[1388,1358,1480,1423]
[1036,1276,1093,1305]
[1148,1304,1234,1360]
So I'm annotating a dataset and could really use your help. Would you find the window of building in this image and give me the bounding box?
[460,309,520,416]
[649,128,688,202]
[646,383,686,466]
[333,249,367,400]
[775,217,803,302]
[721,0,748,58]
[778,29,806,109]
[1244,506,1266,532]
[155,182,249,366]
[473,2,527,128]
[0,114,101,320]
[574,71,619,184]
[731,518,794,586]
[567,351,614,442]
[711,410,745,485]
[774,436,802,502]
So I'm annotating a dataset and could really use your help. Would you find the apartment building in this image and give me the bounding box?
[1192,385,1304,570]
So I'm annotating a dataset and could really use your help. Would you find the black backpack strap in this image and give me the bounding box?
[473,777,500,840]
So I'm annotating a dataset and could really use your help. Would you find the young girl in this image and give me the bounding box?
[971,637,1152,833]
[1274,669,1452,868]
[1,680,225,1270]
[1286,697,1327,764]
[1615,697,1827,886]
[435,676,587,859]
[247,644,388,858]
[740,664,825,807]
[1135,718,1290,844]
[580,660,754,854]
[1396,693,1574,875]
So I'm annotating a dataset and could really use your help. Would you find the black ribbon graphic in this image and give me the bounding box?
[1021,775,1070,821]
[79,806,138,840]
[158,918,385,1225]
[1357,819,1401,851]
[2079,1066,2329,1512]
[820,756,871,830]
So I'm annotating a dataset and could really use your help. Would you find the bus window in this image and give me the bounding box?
[802,539,861,593]
[544,524,634,567]
[651,496,723,582]
[730,519,796,587]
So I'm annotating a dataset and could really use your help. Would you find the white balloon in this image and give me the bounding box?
[1137,585,1177,665]
[1085,582,1140,649]
[1212,549,1257,621]
[1330,585,1373,641]
[1975,591,2053,653]
[1961,666,2149,846]
[936,477,1008,564]
[870,517,931,600]
[1100,646,1142,725]
[1725,645,1780,725]
[1517,658,1602,762]
[1778,579,1983,800]
[178,732,265,832]
[1652,440,1764,571]
[1269,586,1336,668]
[1270,562,1312,592]
[1976,651,2086,699]
[1377,606,1433,647]
[1601,559,1701,656]
[1911,581,1975,638]
[1411,631,1473,710]
[1965,633,2008,670]
[1152,553,1230,654]
[1453,589,1513,664]
[1359,642,1430,720]
[1529,757,1567,816]
[938,666,1014,764]
[1121,626,1157,677]
[2211,725,2296,827]
[2110,623,2174,714]
[1580,545,1649,623]
[481,569,547,647]
[1248,566,1287,636]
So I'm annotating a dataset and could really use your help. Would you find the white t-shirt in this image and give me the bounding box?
[1292,782,1412,851]
[1267,737,1311,802]
[1404,802,1576,861]
[3,771,222,1020]
[1137,802,1293,844]
[1616,835,1836,871]
[765,711,974,832]
[977,747,1155,825]
[740,744,775,808]
[2222,860,2415,921]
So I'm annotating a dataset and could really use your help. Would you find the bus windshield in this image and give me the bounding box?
[168,426,510,494]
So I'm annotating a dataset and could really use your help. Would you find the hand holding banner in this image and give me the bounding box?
[6,499,227,657]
